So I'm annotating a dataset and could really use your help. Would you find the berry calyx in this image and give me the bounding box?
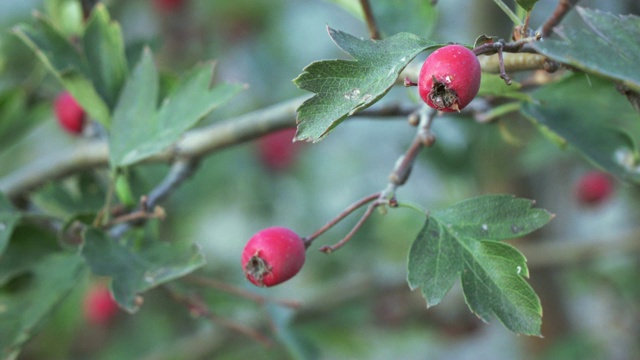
[418,44,481,112]
[257,128,301,172]
[576,171,614,206]
[83,284,119,326]
[54,91,86,135]
[241,227,306,287]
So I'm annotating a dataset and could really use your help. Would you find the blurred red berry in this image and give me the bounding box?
[153,0,186,13]
[241,226,306,287]
[83,284,119,326]
[576,171,614,206]
[257,128,301,172]
[54,91,85,135]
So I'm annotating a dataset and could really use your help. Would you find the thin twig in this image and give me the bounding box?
[540,0,581,38]
[359,0,381,40]
[302,192,380,249]
[318,200,381,253]
[165,286,272,347]
[184,274,301,309]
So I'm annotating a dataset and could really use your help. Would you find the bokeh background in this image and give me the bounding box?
[1,0,639,359]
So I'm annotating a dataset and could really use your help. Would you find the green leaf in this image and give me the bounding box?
[407,195,552,336]
[532,7,640,92]
[0,253,86,357]
[478,74,531,101]
[109,49,244,167]
[521,73,640,182]
[81,228,206,312]
[0,194,20,257]
[293,27,437,142]
[81,4,129,109]
[109,48,158,167]
[12,14,111,127]
[515,0,539,12]
[0,89,48,153]
[432,195,554,241]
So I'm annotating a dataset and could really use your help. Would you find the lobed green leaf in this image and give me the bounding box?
[81,228,205,312]
[532,7,640,92]
[408,195,552,336]
[293,27,437,142]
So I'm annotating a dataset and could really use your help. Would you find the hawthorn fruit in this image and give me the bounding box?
[576,171,614,206]
[257,128,300,172]
[152,0,186,13]
[54,91,86,135]
[241,226,306,287]
[83,284,119,326]
[418,44,481,112]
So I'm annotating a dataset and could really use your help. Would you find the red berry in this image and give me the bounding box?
[418,44,481,112]
[258,128,300,172]
[576,171,614,206]
[83,284,119,326]
[54,91,85,135]
[241,227,306,287]
[153,0,186,13]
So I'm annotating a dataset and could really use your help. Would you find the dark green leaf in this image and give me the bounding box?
[408,195,552,336]
[460,240,541,334]
[532,7,640,92]
[81,4,128,109]
[0,89,48,153]
[12,15,111,127]
[433,194,554,241]
[293,27,437,142]
[521,73,640,182]
[0,225,61,286]
[109,50,244,167]
[0,253,86,357]
[82,228,206,312]
[0,194,20,258]
[515,0,539,12]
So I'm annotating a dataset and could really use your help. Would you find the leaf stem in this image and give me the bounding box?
[318,199,381,253]
[491,0,523,26]
[540,0,581,38]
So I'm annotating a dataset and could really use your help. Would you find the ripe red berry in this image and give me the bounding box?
[153,0,186,13]
[418,44,481,112]
[241,227,306,287]
[83,284,119,326]
[258,128,300,172]
[576,171,614,206]
[54,91,85,135]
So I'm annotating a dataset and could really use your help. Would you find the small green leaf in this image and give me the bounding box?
[460,240,541,334]
[81,228,206,312]
[532,7,640,92]
[12,14,111,127]
[109,50,244,167]
[515,0,539,12]
[81,4,128,109]
[408,195,552,336]
[293,27,437,142]
[109,48,158,167]
[0,253,86,357]
[522,73,640,182]
[433,194,554,241]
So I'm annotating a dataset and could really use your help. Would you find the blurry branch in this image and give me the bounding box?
[0,97,303,200]
[359,0,381,40]
[540,0,581,38]
[0,96,421,201]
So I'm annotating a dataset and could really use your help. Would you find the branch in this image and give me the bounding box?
[0,96,305,200]
[540,0,581,38]
[359,0,381,40]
